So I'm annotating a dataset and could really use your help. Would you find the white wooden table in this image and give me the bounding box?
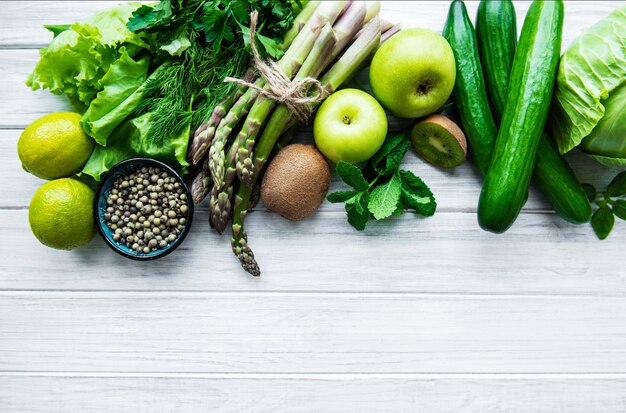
[1,1,626,411]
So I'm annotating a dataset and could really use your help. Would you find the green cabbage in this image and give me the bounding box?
[550,6,626,165]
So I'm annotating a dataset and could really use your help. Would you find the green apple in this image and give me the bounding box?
[369,28,456,119]
[314,89,387,164]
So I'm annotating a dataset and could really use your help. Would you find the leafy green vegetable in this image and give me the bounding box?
[27,4,150,107]
[607,171,626,198]
[128,0,300,59]
[579,83,626,166]
[44,24,71,38]
[550,5,626,165]
[81,48,151,145]
[81,109,191,180]
[368,172,402,220]
[345,192,369,231]
[327,133,437,231]
[335,162,369,192]
[370,132,411,176]
[591,206,614,240]
[398,170,436,217]
[584,171,626,239]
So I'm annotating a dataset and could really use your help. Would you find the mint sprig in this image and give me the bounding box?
[585,171,626,240]
[327,132,437,231]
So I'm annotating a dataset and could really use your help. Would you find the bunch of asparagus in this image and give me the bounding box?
[188,1,400,276]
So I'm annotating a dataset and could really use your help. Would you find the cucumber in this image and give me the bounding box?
[477,0,564,233]
[477,0,591,225]
[443,0,497,176]
[476,0,517,124]
[534,137,592,224]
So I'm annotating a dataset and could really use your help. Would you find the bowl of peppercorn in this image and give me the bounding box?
[94,158,193,260]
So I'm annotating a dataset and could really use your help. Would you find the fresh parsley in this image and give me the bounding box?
[327,132,437,231]
[584,171,626,240]
[128,0,299,59]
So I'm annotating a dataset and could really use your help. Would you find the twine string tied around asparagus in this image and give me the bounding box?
[223,11,328,122]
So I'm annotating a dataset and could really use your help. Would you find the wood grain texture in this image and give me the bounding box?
[2,374,626,413]
[0,209,624,293]
[2,292,626,373]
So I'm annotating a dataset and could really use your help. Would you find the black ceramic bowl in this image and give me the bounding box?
[94,158,193,260]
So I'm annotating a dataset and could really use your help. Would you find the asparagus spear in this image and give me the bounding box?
[232,17,382,276]
[208,1,346,192]
[210,23,339,234]
[235,1,370,186]
[187,71,254,166]
[191,155,212,205]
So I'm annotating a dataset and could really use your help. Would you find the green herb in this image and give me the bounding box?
[128,0,300,59]
[585,171,626,239]
[328,132,437,231]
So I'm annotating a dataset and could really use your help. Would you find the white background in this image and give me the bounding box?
[1,1,626,411]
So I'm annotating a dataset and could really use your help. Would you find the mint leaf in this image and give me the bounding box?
[582,183,597,201]
[370,132,411,176]
[336,162,369,191]
[607,171,626,198]
[613,200,626,221]
[398,170,434,198]
[368,172,402,220]
[327,190,359,203]
[391,203,404,216]
[591,206,615,240]
[398,169,436,216]
[345,192,369,231]
[401,190,437,216]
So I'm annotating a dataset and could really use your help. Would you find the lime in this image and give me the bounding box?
[29,178,96,250]
[18,112,95,180]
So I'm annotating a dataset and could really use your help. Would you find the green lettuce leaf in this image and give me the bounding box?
[81,48,150,145]
[81,120,136,180]
[81,3,150,49]
[550,6,626,157]
[26,24,109,105]
[81,111,190,181]
[128,112,190,170]
[26,3,148,107]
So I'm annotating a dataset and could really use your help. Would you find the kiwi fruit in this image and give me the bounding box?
[410,114,467,168]
[261,144,330,221]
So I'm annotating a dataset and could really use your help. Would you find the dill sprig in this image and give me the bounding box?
[132,41,249,146]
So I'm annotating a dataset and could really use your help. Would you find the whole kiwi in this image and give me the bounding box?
[261,144,330,221]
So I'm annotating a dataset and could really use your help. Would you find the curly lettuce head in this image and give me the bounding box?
[550,6,626,166]
[26,3,149,107]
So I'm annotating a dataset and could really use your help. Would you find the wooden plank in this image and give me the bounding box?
[2,374,626,412]
[2,292,626,373]
[0,1,622,48]
[1,208,624,294]
[0,50,74,128]
[0,1,149,48]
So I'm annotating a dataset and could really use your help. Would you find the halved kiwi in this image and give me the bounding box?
[410,114,467,168]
